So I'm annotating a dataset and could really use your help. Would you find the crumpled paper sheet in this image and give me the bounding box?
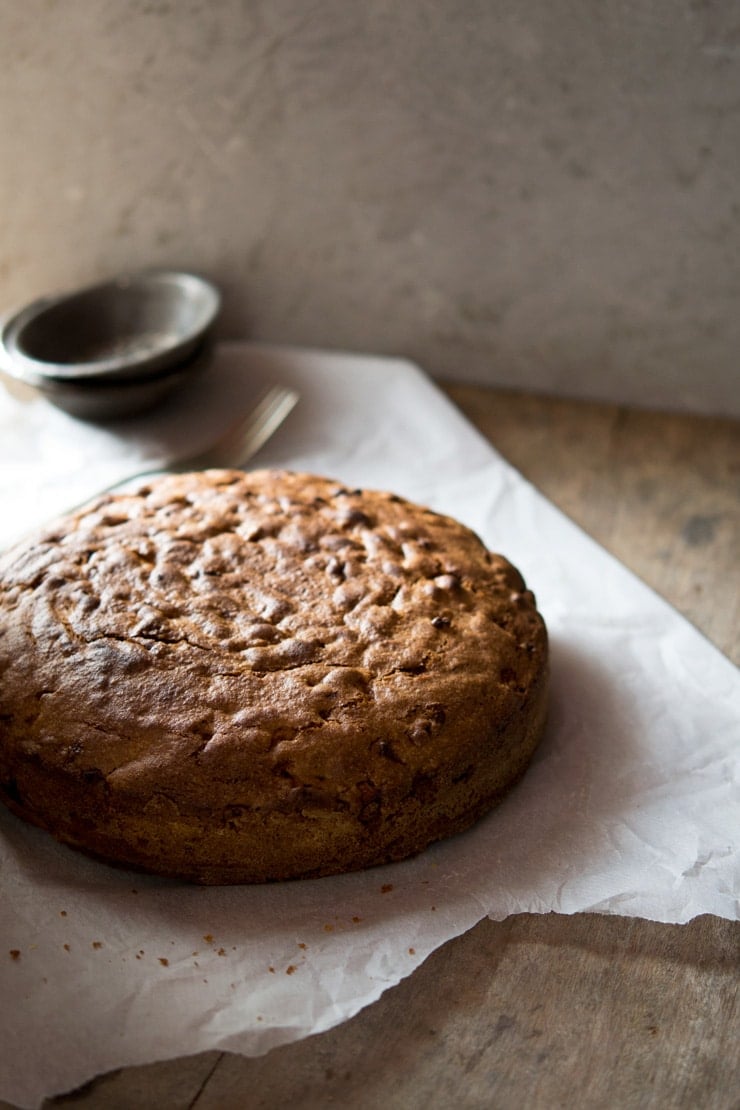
[0,344,737,1109]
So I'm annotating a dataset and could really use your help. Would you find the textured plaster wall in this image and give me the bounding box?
[0,1,738,414]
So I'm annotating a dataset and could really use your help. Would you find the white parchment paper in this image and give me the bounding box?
[0,344,738,1109]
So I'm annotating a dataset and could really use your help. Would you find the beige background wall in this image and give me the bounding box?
[1,0,738,415]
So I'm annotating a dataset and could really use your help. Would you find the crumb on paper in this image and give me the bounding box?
[409,947,416,955]
[352,916,362,923]
[323,923,334,933]
[268,966,275,973]
[381,884,394,894]
[63,944,70,952]
[59,910,67,917]
[203,934,214,944]
[92,941,103,950]
[9,950,20,961]
[298,942,307,950]
[159,958,169,967]
[286,965,297,975]
[217,947,226,957]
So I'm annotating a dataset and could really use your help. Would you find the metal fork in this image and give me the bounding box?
[102,383,299,494]
[164,383,299,473]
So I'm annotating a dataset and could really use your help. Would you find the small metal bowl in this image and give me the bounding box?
[4,339,212,421]
[0,270,220,419]
[2,270,220,381]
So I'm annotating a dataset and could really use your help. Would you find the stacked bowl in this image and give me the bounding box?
[0,270,221,420]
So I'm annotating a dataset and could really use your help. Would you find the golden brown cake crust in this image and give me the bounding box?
[0,469,548,883]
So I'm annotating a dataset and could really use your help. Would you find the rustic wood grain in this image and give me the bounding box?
[31,915,739,1110]
[444,386,740,665]
[3,387,737,1110]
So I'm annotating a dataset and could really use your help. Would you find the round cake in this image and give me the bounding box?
[0,469,548,883]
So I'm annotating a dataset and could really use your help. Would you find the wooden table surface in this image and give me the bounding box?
[4,386,738,1110]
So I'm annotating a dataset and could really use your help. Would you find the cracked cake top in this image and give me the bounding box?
[0,469,548,882]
